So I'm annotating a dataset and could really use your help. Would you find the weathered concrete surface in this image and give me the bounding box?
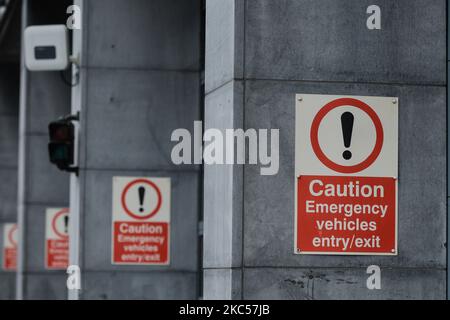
[243,268,446,300]
[245,0,446,85]
[447,3,450,299]
[82,271,197,300]
[0,273,16,300]
[21,274,68,300]
[204,0,447,299]
[82,69,200,171]
[77,0,202,299]
[85,0,200,71]
[203,269,242,300]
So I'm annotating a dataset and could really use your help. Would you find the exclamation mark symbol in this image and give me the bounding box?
[341,112,354,160]
[64,215,69,234]
[138,186,146,213]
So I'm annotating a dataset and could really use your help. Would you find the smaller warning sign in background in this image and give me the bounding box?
[295,94,398,256]
[112,177,171,265]
[45,208,69,269]
[3,223,18,271]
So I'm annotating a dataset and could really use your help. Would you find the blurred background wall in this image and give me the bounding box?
[0,0,20,300]
[16,0,71,299]
[74,0,203,299]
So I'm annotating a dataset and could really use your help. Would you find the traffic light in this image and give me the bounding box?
[48,116,77,174]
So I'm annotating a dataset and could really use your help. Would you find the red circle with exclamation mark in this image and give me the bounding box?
[121,179,162,220]
[310,98,384,174]
[52,209,69,240]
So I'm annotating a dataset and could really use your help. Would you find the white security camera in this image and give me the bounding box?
[24,25,69,71]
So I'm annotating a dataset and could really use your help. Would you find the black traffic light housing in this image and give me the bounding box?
[48,113,79,174]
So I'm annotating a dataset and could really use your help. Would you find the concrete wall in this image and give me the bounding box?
[19,70,71,300]
[76,0,202,299]
[0,0,21,301]
[204,0,447,300]
[17,0,72,300]
[0,63,19,300]
[448,0,450,300]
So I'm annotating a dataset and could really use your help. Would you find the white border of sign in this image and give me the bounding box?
[111,176,171,266]
[294,94,398,256]
[45,208,69,270]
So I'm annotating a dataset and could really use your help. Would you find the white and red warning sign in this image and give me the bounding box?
[295,94,398,255]
[112,177,170,265]
[3,223,18,271]
[45,208,69,269]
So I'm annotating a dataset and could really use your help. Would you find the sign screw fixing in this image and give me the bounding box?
[392,99,397,104]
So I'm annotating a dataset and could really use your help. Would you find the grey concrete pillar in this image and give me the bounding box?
[18,72,71,300]
[203,0,245,300]
[17,0,72,300]
[0,63,19,300]
[0,0,21,300]
[447,0,450,300]
[204,0,447,299]
[75,0,202,299]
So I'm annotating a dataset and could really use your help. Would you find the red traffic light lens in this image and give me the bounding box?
[49,122,74,142]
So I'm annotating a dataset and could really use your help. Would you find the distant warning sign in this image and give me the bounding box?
[45,208,69,269]
[295,94,398,255]
[112,177,170,265]
[3,223,18,271]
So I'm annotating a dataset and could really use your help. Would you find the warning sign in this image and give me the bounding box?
[3,223,18,271]
[45,208,69,269]
[295,94,398,255]
[112,177,170,265]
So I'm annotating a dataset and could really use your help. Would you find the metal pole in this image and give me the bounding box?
[68,0,84,301]
[15,0,28,301]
